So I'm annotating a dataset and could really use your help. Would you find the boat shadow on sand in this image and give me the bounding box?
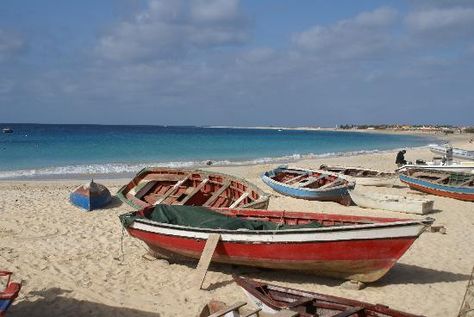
[11,287,160,317]
[169,260,471,290]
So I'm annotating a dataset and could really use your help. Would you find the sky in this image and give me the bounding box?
[0,0,473,126]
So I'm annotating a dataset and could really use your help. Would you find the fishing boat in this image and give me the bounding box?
[1,128,13,134]
[234,276,423,317]
[0,271,21,316]
[119,204,433,282]
[399,169,474,201]
[319,165,397,187]
[397,160,474,173]
[348,187,434,215]
[429,144,474,161]
[117,167,269,210]
[261,166,354,204]
[69,180,112,211]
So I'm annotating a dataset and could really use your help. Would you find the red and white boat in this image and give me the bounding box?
[120,205,433,282]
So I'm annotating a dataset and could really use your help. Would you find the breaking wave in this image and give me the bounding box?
[0,147,414,179]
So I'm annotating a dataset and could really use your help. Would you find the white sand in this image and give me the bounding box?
[1,134,473,316]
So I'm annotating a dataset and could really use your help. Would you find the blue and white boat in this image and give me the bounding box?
[70,180,112,211]
[261,166,354,204]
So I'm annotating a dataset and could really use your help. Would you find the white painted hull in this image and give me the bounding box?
[349,188,434,215]
[429,144,474,161]
[350,175,397,187]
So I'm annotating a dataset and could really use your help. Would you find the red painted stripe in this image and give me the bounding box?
[129,228,416,262]
[402,181,474,201]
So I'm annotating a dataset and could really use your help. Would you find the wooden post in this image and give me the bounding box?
[195,233,221,290]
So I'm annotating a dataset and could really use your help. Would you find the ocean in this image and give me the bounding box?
[0,124,435,179]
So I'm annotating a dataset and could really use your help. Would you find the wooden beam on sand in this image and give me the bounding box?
[203,181,231,207]
[195,233,221,290]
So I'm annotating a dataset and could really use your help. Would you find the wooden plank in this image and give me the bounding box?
[319,179,341,189]
[297,175,325,188]
[203,181,231,207]
[229,192,249,208]
[154,174,191,204]
[195,233,221,290]
[459,177,474,187]
[177,178,209,205]
[207,302,247,317]
[283,173,308,184]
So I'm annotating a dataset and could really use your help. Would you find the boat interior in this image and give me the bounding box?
[270,169,346,189]
[126,170,263,208]
[237,278,409,317]
[409,170,474,187]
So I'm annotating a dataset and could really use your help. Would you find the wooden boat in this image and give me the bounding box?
[397,161,474,173]
[119,204,433,282]
[319,165,397,187]
[117,167,269,210]
[348,187,434,215]
[261,167,354,204]
[234,276,424,317]
[399,169,474,201]
[0,271,21,316]
[429,144,474,161]
[69,180,112,211]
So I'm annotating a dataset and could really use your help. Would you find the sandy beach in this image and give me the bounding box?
[1,133,473,317]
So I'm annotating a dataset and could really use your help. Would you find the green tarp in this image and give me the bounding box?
[120,204,322,231]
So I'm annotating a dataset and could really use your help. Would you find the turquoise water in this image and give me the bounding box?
[0,124,434,179]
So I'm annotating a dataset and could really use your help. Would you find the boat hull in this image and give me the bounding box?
[429,144,474,161]
[261,167,352,204]
[123,210,430,282]
[69,182,112,211]
[400,174,474,202]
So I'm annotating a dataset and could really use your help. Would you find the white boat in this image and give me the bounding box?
[429,144,474,161]
[349,187,434,215]
[319,165,397,187]
[397,160,474,173]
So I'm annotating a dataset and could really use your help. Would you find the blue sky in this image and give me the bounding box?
[0,0,473,126]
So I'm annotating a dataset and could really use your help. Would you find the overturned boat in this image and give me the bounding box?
[69,180,112,211]
[349,187,434,215]
[117,167,269,210]
[120,204,433,282]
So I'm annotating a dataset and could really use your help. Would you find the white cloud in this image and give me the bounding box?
[96,0,249,62]
[406,7,474,37]
[293,7,398,59]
